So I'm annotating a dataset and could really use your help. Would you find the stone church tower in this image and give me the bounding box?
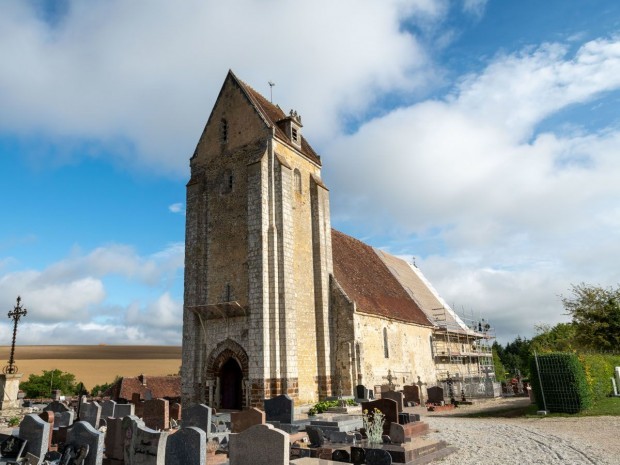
[182,70,333,408]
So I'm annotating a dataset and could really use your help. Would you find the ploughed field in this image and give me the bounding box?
[0,345,182,391]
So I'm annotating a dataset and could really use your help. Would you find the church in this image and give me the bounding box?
[181,71,493,409]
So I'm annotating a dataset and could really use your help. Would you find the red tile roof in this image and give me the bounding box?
[104,375,181,401]
[231,71,322,166]
[331,229,433,327]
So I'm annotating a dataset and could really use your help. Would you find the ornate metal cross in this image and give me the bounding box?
[4,296,27,374]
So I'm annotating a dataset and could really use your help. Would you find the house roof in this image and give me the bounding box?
[104,375,181,401]
[331,229,433,327]
[230,71,322,166]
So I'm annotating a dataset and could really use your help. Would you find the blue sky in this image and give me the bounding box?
[1,0,620,345]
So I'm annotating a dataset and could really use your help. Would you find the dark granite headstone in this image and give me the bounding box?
[66,421,104,465]
[263,394,294,424]
[351,446,366,464]
[305,426,324,447]
[403,385,420,404]
[20,414,50,460]
[381,391,404,413]
[366,448,393,464]
[427,386,444,404]
[332,449,351,462]
[182,404,212,435]
[361,398,398,426]
[164,426,206,465]
[43,400,71,413]
[0,436,27,459]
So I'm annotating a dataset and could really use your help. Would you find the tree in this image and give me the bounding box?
[91,375,121,396]
[501,336,532,377]
[19,369,80,398]
[562,283,620,351]
[531,322,577,353]
[492,343,507,381]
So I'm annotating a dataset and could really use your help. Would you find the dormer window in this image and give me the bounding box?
[276,110,303,149]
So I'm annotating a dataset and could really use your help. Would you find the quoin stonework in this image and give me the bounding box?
[181,71,496,409]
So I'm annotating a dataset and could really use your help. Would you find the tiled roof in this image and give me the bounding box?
[331,229,433,326]
[231,71,322,166]
[374,249,478,335]
[104,375,181,401]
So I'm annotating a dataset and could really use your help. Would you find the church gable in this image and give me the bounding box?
[331,229,433,327]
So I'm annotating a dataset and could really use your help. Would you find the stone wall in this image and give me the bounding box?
[353,312,436,391]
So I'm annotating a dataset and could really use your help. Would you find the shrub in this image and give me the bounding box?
[530,352,591,413]
[579,353,620,402]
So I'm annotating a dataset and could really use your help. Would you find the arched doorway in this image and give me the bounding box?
[220,357,243,410]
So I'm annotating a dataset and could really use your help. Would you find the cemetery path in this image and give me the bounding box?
[424,415,620,464]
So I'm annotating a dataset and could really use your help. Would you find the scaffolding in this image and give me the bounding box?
[431,307,500,398]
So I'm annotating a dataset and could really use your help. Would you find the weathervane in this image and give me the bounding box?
[268,81,275,102]
[4,296,27,374]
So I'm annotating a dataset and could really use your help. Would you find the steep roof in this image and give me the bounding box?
[374,250,479,336]
[229,71,322,166]
[103,375,181,401]
[331,229,433,326]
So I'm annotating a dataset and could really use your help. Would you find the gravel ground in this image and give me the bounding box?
[417,398,620,464]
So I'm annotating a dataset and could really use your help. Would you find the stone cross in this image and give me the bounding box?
[383,370,396,391]
[416,376,426,404]
[446,372,456,404]
[4,296,27,374]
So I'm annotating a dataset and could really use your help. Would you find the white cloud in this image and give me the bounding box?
[125,292,182,330]
[327,36,620,342]
[168,203,184,214]
[462,0,488,18]
[0,0,447,176]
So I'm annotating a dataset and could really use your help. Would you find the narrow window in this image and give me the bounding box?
[383,327,389,358]
[225,283,232,302]
[220,118,228,143]
[222,169,233,194]
[430,335,435,358]
[292,127,298,143]
[294,169,302,194]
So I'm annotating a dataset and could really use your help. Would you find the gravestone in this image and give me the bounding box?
[305,426,325,447]
[115,403,135,418]
[54,411,75,428]
[19,414,50,461]
[228,424,289,465]
[263,394,294,423]
[403,385,420,405]
[66,421,104,465]
[366,448,392,464]
[164,427,205,465]
[231,407,265,433]
[131,393,145,418]
[169,403,182,423]
[80,401,102,429]
[105,417,125,461]
[101,400,116,419]
[426,386,444,404]
[143,398,169,431]
[181,404,212,434]
[327,431,355,443]
[355,384,372,400]
[381,391,404,413]
[361,399,398,428]
[351,446,366,464]
[123,415,168,465]
[0,435,27,461]
[43,400,71,413]
[38,410,54,451]
[389,423,406,444]
[332,449,350,462]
